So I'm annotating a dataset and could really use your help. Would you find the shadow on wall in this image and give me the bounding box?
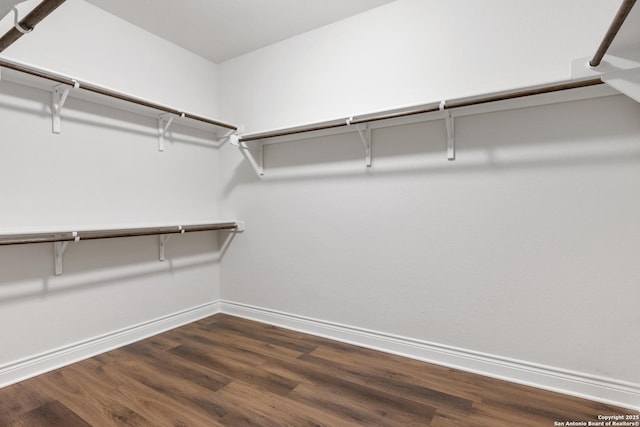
[0,230,236,307]
[223,94,640,192]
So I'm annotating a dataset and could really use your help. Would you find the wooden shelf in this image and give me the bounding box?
[0,220,245,275]
[0,57,238,135]
[234,78,618,177]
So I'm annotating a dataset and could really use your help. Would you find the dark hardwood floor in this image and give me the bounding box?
[0,314,636,426]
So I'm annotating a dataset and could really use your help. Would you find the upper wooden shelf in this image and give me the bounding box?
[0,57,238,136]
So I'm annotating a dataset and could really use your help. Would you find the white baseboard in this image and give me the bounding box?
[0,301,221,388]
[220,300,640,411]
[2,299,638,412]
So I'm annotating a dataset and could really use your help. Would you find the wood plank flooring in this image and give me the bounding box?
[0,314,636,426]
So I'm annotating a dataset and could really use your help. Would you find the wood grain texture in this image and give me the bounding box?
[0,314,636,426]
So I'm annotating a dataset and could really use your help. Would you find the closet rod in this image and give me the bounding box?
[590,0,637,67]
[0,58,238,131]
[239,78,604,142]
[0,222,241,246]
[0,0,66,52]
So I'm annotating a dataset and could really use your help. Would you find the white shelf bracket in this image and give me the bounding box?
[347,117,372,167]
[54,241,68,275]
[158,112,183,152]
[440,100,455,161]
[53,231,78,275]
[231,134,264,178]
[601,68,640,104]
[11,5,32,34]
[159,226,185,261]
[355,123,372,167]
[51,82,78,134]
[159,234,172,261]
[216,128,237,145]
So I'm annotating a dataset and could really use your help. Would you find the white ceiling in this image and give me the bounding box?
[84,0,396,64]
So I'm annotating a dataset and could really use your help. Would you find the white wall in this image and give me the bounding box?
[0,0,224,372]
[2,0,218,117]
[218,0,640,406]
[1,0,638,408]
[219,0,618,132]
[221,94,640,381]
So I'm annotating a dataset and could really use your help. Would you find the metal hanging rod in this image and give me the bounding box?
[0,58,238,131]
[590,0,637,67]
[0,0,66,53]
[0,221,244,275]
[239,78,604,143]
[0,222,242,246]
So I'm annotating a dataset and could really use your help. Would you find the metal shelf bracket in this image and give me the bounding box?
[216,128,237,145]
[158,228,182,261]
[602,68,640,104]
[159,234,171,261]
[231,134,264,178]
[440,100,455,161]
[51,81,78,134]
[53,231,78,275]
[54,241,68,275]
[158,112,184,152]
[11,5,33,34]
[159,226,186,261]
[354,122,372,167]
